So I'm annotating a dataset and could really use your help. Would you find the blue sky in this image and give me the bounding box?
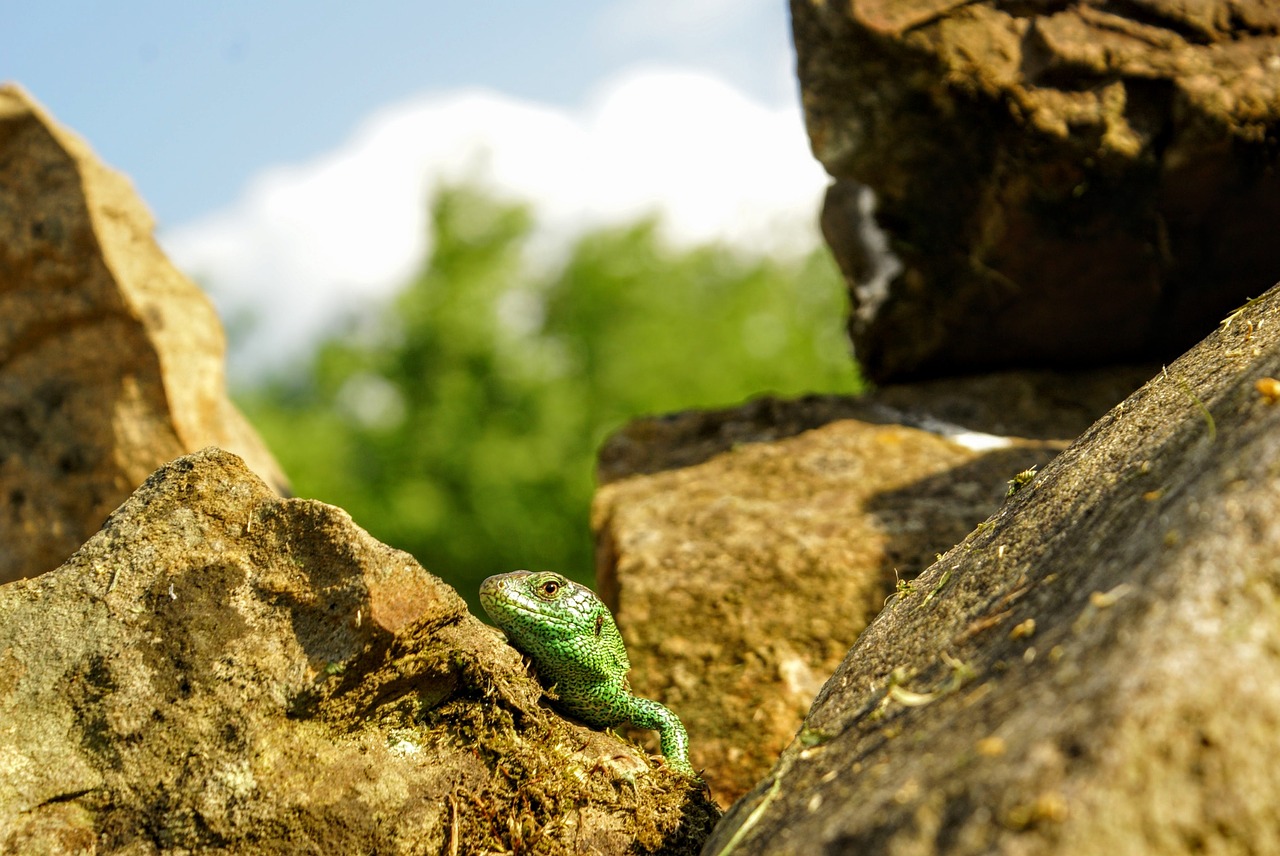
[7,2,828,375]
[9,1,798,226]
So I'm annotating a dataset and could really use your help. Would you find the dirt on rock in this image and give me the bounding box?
[0,449,719,855]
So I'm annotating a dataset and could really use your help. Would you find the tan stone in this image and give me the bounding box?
[0,448,718,853]
[592,386,1101,806]
[0,84,287,583]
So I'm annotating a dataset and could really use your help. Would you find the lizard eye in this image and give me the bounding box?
[539,580,560,597]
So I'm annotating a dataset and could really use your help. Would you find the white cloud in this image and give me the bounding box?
[160,67,830,378]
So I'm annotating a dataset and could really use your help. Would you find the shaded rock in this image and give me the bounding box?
[593,377,1131,806]
[873,365,1159,440]
[702,286,1280,853]
[0,84,287,584]
[0,448,718,854]
[793,0,1280,381]
[597,367,1150,485]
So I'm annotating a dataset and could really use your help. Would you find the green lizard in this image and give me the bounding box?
[479,570,698,777]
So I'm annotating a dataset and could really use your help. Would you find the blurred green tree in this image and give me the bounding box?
[237,185,860,608]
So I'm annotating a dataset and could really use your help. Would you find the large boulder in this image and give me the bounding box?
[0,449,717,854]
[793,0,1280,381]
[0,84,287,584]
[593,371,1149,806]
[703,285,1280,852]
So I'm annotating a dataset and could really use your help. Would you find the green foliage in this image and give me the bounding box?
[237,185,860,609]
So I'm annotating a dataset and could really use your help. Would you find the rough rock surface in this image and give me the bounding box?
[702,286,1280,853]
[592,371,1156,807]
[793,0,1280,382]
[0,84,287,585]
[0,449,718,854]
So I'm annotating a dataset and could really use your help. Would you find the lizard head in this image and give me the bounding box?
[479,570,599,637]
[479,570,631,679]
